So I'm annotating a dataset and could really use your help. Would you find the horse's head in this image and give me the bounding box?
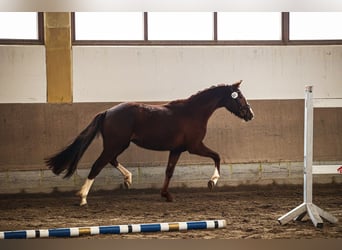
[223,80,254,121]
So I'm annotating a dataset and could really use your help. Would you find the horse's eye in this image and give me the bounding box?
[231,92,238,99]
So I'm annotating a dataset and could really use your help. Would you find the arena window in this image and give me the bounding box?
[217,12,282,41]
[289,12,342,41]
[0,12,44,44]
[72,12,342,45]
[147,12,213,41]
[74,12,144,41]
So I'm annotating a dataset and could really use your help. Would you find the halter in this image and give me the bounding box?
[231,91,251,113]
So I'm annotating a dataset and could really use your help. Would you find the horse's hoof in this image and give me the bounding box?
[79,197,88,206]
[124,181,131,189]
[80,202,87,207]
[161,192,174,202]
[77,192,88,206]
[124,174,132,189]
[208,180,215,190]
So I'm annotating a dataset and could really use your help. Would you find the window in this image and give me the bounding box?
[148,12,213,40]
[217,12,282,40]
[290,12,342,40]
[72,12,342,45]
[0,12,42,43]
[74,12,144,40]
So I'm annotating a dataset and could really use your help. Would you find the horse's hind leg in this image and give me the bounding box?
[77,179,94,206]
[209,168,220,190]
[77,151,112,206]
[161,151,181,202]
[110,159,132,188]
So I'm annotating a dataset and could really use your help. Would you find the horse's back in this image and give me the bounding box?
[103,102,174,137]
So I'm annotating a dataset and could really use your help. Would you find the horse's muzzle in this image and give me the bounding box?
[242,105,254,121]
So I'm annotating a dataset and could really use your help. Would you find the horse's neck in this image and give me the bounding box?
[187,94,222,121]
[167,86,225,121]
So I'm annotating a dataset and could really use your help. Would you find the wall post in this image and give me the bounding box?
[44,12,73,103]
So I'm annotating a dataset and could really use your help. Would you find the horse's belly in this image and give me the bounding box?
[132,140,168,151]
[131,133,184,151]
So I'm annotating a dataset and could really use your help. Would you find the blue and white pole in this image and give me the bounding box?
[0,219,226,239]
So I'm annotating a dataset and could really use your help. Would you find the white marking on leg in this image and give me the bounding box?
[77,178,94,206]
[116,163,132,188]
[210,168,220,185]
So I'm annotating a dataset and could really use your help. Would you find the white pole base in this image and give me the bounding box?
[278,202,338,228]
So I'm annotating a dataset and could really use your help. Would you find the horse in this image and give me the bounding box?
[45,80,254,206]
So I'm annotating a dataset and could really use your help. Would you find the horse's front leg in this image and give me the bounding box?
[188,142,221,190]
[161,151,181,202]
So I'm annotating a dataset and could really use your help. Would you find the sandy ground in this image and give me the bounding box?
[0,184,341,239]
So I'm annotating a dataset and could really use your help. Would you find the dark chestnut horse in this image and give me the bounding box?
[45,81,254,205]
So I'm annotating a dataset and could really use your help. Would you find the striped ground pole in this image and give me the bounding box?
[0,219,226,239]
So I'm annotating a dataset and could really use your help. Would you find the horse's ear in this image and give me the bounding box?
[232,80,243,88]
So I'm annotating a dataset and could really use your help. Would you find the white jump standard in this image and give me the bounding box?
[278,86,340,228]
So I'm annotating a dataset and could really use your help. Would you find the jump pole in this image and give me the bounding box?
[0,219,226,239]
[278,86,340,228]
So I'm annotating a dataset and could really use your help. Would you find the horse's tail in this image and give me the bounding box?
[45,112,106,178]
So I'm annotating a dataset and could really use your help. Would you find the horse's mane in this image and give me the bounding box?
[166,84,228,107]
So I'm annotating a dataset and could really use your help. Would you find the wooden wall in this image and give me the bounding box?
[1,100,341,172]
